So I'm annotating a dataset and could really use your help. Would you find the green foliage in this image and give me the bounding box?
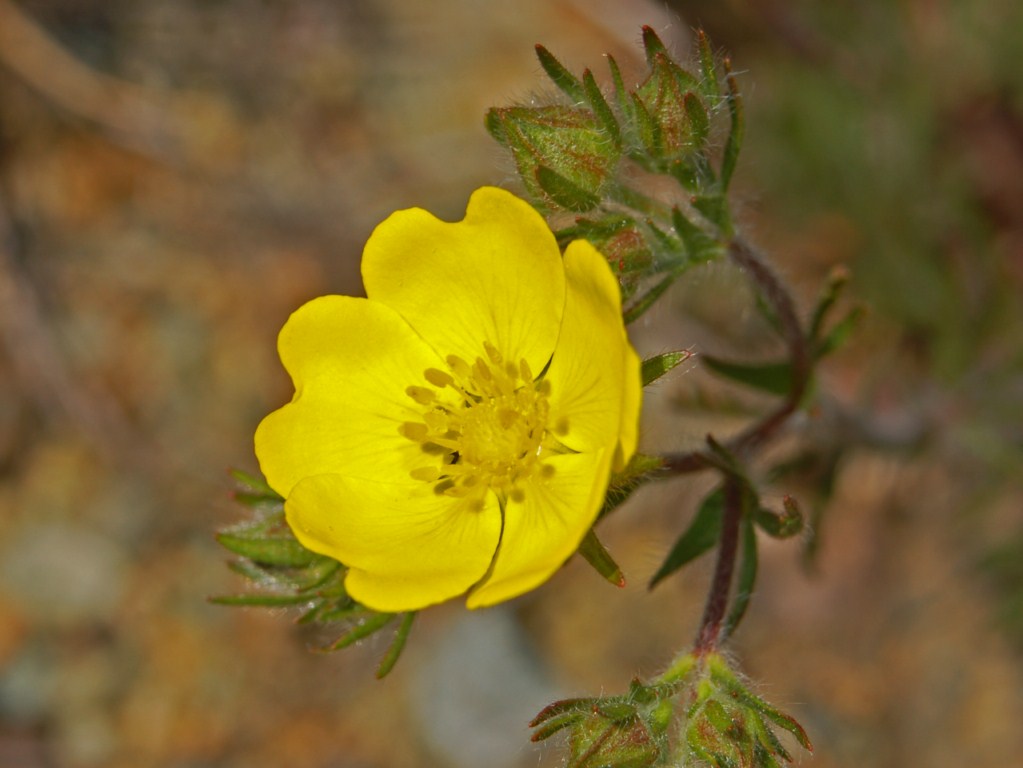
[531,653,811,768]
[488,26,745,322]
[213,471,415,678]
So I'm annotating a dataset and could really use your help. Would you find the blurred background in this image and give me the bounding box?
[0,0,1021,766]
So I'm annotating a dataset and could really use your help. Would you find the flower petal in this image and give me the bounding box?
[255,295,446,498]
[466,449,612,608]
[362,187,565,371]
[616,342,643,470]
[544,239,640,457]
[286,475,502,612]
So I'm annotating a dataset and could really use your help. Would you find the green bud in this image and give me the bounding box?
[485,105,620,212]
[569,703,660,768]
[632,52,710,168]
[570,215,652,298]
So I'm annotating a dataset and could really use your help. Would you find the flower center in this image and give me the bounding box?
[401,341,557,504]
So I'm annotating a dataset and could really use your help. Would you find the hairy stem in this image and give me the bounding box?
[693,476,743,654]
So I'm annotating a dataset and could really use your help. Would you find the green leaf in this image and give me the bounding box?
[723,514,758,638]
[650,487,724,588]
[376,612,416,678]
[600,453,665,519]
[701,355,792,397]
[535,165,601,212]
[578,529,625,587]
[535,44,586,102]
[641,350,692,386]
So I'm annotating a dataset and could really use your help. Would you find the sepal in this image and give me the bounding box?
[213,471,416,677]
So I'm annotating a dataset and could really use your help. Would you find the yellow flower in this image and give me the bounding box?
[255,187,641,612]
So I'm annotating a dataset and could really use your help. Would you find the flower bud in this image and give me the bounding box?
[632,53,711,168]
[569,702,660,768]
[486,106,620,212]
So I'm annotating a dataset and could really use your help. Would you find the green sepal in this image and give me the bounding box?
[535,44,586,102]
[640,25,670,64]
[581,68,621,147]
[578,528,626,587]
[649,486,724,588]
[375,612,416,679]
[229,468,282,500]
[216,522,320,568]
[641,350,692,386]
[324,611,397,652]
[690,194,731,234]
[701,356,792,397]
[600,453,665,520]
[695,29,721,104]
[623,271,678,324]
[719,63,745,192]
[535,165,601,212]
[684,91,711,149]
[671,207,724,264]
[707,656,813,752]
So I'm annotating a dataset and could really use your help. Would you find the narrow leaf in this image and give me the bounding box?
[535,44,586,102]
[376,612,416,678]
[650,488,724,588]
[578,529,626,587]
[671,207,722,264]
[701,355,792,397]
[641,350,693,386]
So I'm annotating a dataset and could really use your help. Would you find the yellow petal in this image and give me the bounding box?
[544,239,639,456]
[362,187,565,372]
[286,474,502,612]
[466,449,611,608]
[255,295,445,498]
[615,341,643,470]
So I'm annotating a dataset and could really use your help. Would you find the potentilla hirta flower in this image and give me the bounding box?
[255,187,641,612]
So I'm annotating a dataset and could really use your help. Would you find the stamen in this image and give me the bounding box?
[401,343,556,502]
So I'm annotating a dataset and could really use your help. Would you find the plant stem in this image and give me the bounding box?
[693,476,743,654]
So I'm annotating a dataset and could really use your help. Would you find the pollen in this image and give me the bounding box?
[402,344,559,500]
